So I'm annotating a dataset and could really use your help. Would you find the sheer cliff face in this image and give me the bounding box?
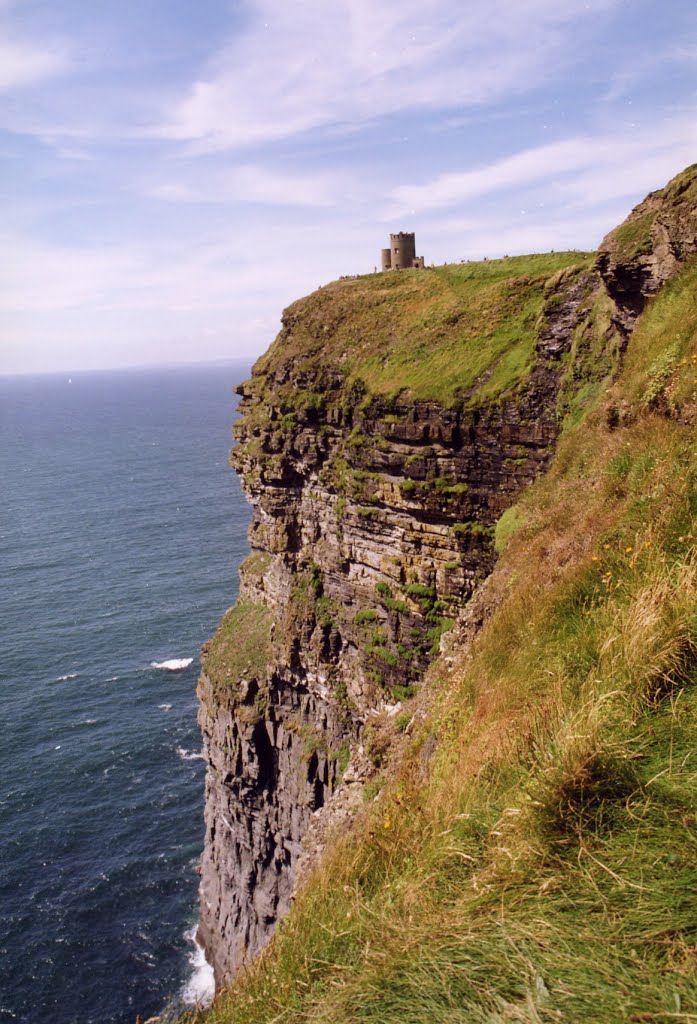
[197,167,697,990]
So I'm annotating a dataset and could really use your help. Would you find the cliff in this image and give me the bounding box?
[196,249,604,984]
[193,165,697,1019]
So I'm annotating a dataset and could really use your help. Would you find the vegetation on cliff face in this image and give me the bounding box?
[202,600,272,700]
[186,167,697,1024]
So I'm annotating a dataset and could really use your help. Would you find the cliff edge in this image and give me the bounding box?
[193,165,697,1021]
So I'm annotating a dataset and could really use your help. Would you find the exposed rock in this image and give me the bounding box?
[596,163,697,330]
[197,667,350,984]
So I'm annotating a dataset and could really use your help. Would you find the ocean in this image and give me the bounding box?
[0,364,252,1024]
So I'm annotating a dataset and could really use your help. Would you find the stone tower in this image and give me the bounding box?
[380,232,424,271]
[390,231,416,270]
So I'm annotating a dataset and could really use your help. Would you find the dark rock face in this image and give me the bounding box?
[197,668,349,985]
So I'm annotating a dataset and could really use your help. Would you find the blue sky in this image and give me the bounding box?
[1,0,696,374]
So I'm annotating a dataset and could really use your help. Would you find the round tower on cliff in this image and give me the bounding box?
[381,248,392,272]
[390,232,416,271]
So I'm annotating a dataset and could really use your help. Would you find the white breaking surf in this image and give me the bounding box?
[181,926,214,1007]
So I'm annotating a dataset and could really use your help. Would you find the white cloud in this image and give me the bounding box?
[6,0,695,376]
[388,139,595,216]
[421,209,617,263]
[0,235,143,312]
[146,164,345,208]
[0,219,338,324]
[386,115,697,217]
[158,0,620,150]
[0,38,69,92]
[604,40,697,102]
[0,230,300,372]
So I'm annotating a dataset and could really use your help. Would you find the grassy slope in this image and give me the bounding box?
[255,252,594,406]
[188,261,697,1024]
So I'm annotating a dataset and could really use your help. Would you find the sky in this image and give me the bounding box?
[1,0,696,375]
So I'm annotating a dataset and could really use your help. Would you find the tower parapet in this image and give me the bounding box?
[380,232,424,271]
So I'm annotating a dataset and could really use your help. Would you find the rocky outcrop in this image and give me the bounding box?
[597,163,697,329]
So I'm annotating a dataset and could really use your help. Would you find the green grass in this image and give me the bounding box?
[494,504,527,553]
[453,520,493,537]
[609,210,657,261]
[240,551,273,579]
[355,609,379,625]
[202,600,272,697]
[183,252,697,1024]
[254,252,594,406]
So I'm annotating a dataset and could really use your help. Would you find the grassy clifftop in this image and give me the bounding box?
[255,251,594,405]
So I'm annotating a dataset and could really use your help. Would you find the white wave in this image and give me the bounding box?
[105,675,120,682]
[158,703,173,711]
[56,672,78,682]
[177,747,205,762]
[133,950,156,967]
[181,926,214,1007]
[150,658,193,671]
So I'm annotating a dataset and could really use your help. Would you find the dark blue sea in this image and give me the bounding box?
[0,364,252,1024]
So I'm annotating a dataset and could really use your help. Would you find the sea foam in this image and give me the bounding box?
[150,658,193,671]
[177,747,205,762]
[181,926,214,1007]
